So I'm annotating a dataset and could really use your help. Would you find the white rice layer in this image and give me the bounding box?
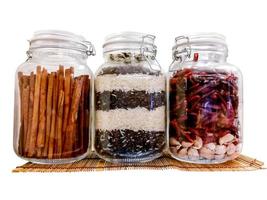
[96,106,165,131]
[95,74,165,93]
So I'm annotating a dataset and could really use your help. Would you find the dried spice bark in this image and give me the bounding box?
[36,68,48,157]
[24,73,35,155]
[63,76,84,158]
[21,76,30,155]
[28,66,42,157]
[17,66,90,160]
[42,72,54,157]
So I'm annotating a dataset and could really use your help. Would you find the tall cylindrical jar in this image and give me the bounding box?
[14,30,95,164]
[94,32,166,163]
[168,33,243,164]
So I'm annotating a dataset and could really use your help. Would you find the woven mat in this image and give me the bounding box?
[13,154,265,172]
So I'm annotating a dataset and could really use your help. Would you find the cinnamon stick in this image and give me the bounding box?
[48,73,58,159]
[24,72,35,155]
[75,76,86,155]
[28,66,42,157]
[78,90,84,154]
[54,66,64,157]
[18,72,24,155]
[83,76,90,153]
[63,77,84,157]
[77,76,87,154]
[62,68,72,134]
[62,67,74,156]
[42,72,54,157]
[37,69,48,147]
[18,66,90,159]
[22,76,30,154]
[55,90,64,157]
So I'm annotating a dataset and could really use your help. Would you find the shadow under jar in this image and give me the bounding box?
[168,33,243,164]
[94,32,166,163]
[14,30,95,164]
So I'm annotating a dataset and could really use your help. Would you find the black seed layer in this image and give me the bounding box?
[95,129,165,159]
[97,66,161,76]
[96,90,166,111]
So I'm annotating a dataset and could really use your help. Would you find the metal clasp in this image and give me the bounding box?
[140,34,161,72]
[84,41,96,56]
[26,40,32,60]
[169,36,191,71]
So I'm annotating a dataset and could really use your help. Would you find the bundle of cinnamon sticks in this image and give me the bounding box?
[18,66,90,159]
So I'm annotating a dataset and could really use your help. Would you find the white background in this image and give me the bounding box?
[0,0,266,199]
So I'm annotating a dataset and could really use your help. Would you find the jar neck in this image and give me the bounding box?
[29,48,88,62]
[172,33,228,65]
[103,50,155,64]
[185,50,227,63]
[103,32,157,64]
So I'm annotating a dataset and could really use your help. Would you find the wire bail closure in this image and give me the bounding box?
[169,36,191,72]
[140,34,161,72]
[26,40,32,59]
[84,41,96,56]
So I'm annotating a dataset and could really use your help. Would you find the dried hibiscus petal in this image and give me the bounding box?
[169,68,241,162]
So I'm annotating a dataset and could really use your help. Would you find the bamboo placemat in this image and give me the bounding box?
[13,154,265,172]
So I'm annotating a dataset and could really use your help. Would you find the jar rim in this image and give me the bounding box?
[103,31,157,54]
[173,32,227,52]
[173,33,226,47]
[31,30,86,43]
[28,30,95,56]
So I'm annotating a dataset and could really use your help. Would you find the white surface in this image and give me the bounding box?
[0,0,266,199]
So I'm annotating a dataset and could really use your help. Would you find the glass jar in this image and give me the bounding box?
[14,30,95,164]
[168,33,243,164]
[94,32,166,163]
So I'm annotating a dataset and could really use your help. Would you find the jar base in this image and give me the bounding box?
[94,151,163,164]
[16,152,89,164]
[169,152,241,164]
